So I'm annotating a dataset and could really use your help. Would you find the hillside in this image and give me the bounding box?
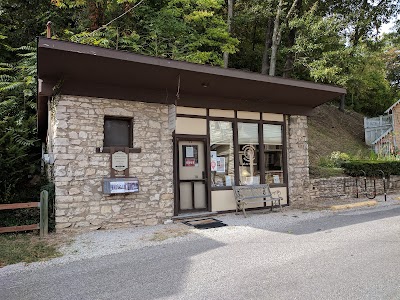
[308,104,370,168]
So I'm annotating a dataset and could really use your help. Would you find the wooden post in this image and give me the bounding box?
[40,190,49,237]
[339,95,345,112]
[46,21,52,38]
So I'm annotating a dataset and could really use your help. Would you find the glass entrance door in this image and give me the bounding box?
[177,139,208,212]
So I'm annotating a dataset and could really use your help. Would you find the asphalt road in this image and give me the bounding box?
[2,205,400,300]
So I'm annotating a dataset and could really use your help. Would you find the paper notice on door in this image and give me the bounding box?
[186,146,194,158]
[273,175,280,184]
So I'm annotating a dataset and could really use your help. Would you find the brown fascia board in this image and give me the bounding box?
[36,37,346,139]
[57,80,314,115]
[37,37,346,95]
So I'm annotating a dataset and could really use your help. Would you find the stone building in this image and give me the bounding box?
[37,37,346,231]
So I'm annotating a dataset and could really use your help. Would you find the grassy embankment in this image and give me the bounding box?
[308,104,370,178]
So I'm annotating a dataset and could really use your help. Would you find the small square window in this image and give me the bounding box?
[104,117,132,148]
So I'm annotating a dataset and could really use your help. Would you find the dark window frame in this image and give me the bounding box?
[103,116,134,148]
[209,120,235,189]
[207,114,287,190]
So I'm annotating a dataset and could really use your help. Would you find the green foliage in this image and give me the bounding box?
[346,46,394,116]
[341,160,400,177]
[0,0,398,207]
[383,33,400,98]
[319,151,351,168]
[56,0,239,66]
[309,166,344,179]
[0,40,40,203]
[0,0,74,49]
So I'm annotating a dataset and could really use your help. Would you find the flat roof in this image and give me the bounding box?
[37,37,346,138]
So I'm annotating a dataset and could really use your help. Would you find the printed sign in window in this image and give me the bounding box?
[216,157,225,173]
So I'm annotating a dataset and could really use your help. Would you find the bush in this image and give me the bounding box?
[309,166,345,178]
[341,160,400,177]
[319,151,351,168]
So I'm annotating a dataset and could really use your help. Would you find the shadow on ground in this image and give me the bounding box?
[219,205,400,236]
[0,236,225,300]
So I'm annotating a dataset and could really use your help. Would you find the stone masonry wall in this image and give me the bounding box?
[309,175,400,203]
[48,95,174,231]
[287,115,310,204]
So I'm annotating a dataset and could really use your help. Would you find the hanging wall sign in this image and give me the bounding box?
[110,180,139,193]
[112,151,129,172]
[103,177,139,194]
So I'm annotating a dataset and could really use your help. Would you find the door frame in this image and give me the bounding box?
[174,134,211,215]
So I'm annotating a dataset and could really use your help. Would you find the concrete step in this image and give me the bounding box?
[172,211,218,221]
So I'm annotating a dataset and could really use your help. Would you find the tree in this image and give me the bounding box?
[0,40,40,202]
[54,0,239,66]
[383,29,400,98]
[322,0,400,46]
[269,0,298,76]
[223,0,234,68]
[0,0,74,47]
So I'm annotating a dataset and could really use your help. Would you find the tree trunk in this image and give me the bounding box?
[352,0,368,46]
[223,0,233,68]
[269,0,299,76]
[283,0,302,78]
[269,0,283,76]
[282,27,295,78]
[339,95,345,112]
[261,18,273,75]
[252,19,257,51]
[88,0,106,31]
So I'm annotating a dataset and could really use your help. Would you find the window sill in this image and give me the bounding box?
[96,147,142,153]
[211,183,286,191]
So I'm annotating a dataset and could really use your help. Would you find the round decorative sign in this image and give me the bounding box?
[112,151,128,171]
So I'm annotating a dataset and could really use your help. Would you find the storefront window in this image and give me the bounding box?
[210,121,235,187]
[238,123,259,185]
[263,124,284,184]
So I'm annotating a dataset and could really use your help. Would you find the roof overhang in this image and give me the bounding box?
[37,37,346,139]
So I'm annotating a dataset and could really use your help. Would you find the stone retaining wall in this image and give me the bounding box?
[48,95,174,231]
[309,175,400,203]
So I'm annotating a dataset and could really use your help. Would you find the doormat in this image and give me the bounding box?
[183,218,227,229]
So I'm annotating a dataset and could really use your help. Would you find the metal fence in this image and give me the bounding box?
[364,115,392,145]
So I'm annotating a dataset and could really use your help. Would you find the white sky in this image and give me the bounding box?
[381,17,399,34]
